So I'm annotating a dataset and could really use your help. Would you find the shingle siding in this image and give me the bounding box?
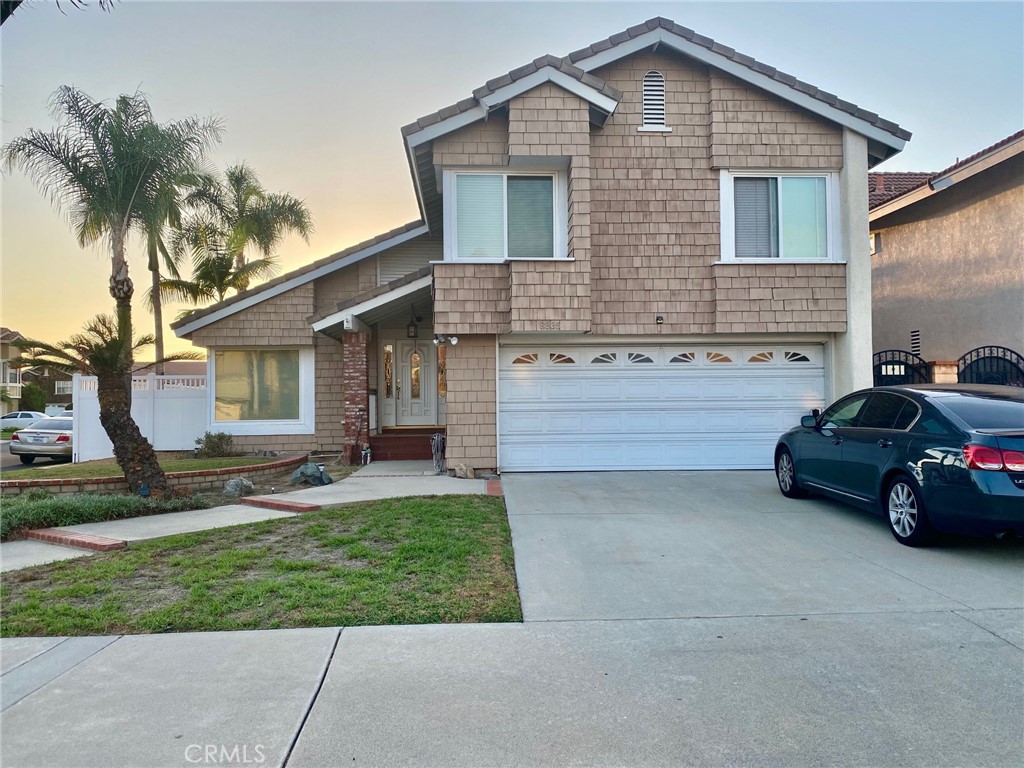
[443,336,497,470]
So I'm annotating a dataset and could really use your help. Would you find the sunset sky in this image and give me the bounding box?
[2,1,1021,358]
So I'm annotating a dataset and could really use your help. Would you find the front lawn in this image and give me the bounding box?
[1,495,521,635]
[1,455,275,481]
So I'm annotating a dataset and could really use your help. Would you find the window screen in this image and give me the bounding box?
[734,177,779,258]
[781,177,828,259]
[456,174,504,259]
[215,350,300,421]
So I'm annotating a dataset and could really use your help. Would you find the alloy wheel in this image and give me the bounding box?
[888,482,918,538]
[777,452,794,492]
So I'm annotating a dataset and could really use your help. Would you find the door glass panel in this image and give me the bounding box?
[383,344,394,399]
[410,351,421,400]
[437,345,446,398]
[858,393,910,430]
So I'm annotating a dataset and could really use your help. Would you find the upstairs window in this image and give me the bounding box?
[639,71,670,132]
[721,172,837,261]
[444,171,567,261]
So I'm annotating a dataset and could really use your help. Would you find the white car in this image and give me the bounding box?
[1,411,48,430]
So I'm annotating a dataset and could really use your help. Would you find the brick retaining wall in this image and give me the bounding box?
[0,454,308,498]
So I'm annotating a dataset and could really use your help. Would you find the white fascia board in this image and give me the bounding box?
[405,106,488,150]
[477,68,620,115]
[930,138,1022,191]
[174,225,430,337]
[311,275,432,333]
[576,29,906,154]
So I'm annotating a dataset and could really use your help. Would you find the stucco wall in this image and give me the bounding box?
[871,155,1024,361]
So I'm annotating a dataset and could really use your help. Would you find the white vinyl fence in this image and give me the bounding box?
[72,373,208,463]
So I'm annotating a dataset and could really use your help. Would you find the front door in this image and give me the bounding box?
[396,340,436,426]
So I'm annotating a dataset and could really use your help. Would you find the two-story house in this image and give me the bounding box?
[172,17,909,472]
[1,327,25,415]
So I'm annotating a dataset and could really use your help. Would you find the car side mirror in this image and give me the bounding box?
[801,415,818,429]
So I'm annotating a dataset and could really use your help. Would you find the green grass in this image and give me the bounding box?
[1,491,212,540]
[1,456,274,481]
[0,495,521,635]
[1,428,18,439]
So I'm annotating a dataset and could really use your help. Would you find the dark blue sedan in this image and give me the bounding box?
[774,384,1024,546]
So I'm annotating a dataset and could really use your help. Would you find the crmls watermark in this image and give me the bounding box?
[184,744,266,764]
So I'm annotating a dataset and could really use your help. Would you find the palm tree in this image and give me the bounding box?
[152,218,279,310]
[185,162,312,289]
[14,316,201,492]
[2,86,220,492]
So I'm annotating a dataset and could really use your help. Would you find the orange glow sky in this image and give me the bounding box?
[2,1,1021,358]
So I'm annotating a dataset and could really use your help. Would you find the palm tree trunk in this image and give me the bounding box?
[103,225,168,493]
[95,370,168,494]
[148,239,165,375]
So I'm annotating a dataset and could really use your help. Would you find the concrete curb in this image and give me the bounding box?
[26,528,126,552]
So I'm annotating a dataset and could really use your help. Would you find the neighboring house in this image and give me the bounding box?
[870,130,1024,386]
[1,327,25,415]
[20,366,74,412]
[173,16,909,472]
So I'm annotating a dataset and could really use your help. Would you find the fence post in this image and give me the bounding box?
[72,373,81,463]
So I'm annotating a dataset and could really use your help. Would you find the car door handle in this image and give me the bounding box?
[832,437,843,445]
[878,439,893,448]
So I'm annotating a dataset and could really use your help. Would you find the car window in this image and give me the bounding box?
[893,400,920,430]
[820,394,870,429]
[35,419,72,431]
[937,395,1024,431]
[858,393,914,430]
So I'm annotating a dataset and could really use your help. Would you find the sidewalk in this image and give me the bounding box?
[1,461,488,572]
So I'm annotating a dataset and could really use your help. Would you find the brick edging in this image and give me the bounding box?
[241,497,321,513]
[0,454,309,497]
[486,478,504,497]
[27,528,126,552]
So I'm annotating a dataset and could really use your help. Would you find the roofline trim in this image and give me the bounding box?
[574,28,907,153]
[477,67,620,115]
[870,135,1023,222]
[311,275,432,333]
[173,223,430,337]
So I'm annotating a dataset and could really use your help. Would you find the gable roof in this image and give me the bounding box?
[403,16,910,229]
[1,327,24,344]
[172,220,430,337]
[869,129,1023,220]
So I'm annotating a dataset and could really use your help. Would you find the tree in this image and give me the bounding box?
[15,317,200,491]
[152,217,278,311]
[20,381,47,412]
[1,0,115,27]
[2,86,220,492]
[184,163,312,290]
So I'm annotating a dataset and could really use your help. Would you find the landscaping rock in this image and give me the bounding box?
[223,478,255,498]
[451,463,476,480]
[290,462,334,487]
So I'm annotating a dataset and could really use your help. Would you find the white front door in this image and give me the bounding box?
[396,340,436,426]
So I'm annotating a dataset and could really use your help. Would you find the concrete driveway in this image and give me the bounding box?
[504,471,1024,623]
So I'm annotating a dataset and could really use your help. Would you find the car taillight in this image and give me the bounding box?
[55,435,70,444]
[11,433,20,442]
[963,444,1024,472]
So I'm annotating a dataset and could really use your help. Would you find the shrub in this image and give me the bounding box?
[194,431,244,459]
[20,382,47,412]
[0,493,211,541]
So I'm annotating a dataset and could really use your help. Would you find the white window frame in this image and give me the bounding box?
[442,169,569,262]
[54,380,73,395]
[719,170,842,263]
[208,346,315,435]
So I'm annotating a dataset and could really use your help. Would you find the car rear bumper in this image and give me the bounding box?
[8,443,72,459]
[927,471,1024,535]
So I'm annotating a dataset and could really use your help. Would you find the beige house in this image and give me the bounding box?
[173,17,909,472]
[870,130,1024,386]
[1,327,25,415]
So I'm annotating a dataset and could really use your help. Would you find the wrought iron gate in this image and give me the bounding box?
[957,346,1024,386]
[872,350,930,387]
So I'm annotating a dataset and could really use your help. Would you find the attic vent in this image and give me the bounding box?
[641,70,667,128]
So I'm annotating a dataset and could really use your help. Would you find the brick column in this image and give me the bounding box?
[929,361,959,384]
[342,332,369,464]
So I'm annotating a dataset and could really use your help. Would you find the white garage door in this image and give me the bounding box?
[498,344,826,472]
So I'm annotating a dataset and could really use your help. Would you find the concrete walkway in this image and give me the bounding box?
[0,461,487,572]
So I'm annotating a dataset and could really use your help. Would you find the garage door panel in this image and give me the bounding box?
[498,344,825,471]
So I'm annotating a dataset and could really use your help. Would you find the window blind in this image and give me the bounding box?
[734,177,779,258]
[456,174,504,259]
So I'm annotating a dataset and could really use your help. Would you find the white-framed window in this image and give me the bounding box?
[54,380,73,395]
[719,171,840,262]
[442,169,568,262]
[209,347,315,435]
[638,70,671,132]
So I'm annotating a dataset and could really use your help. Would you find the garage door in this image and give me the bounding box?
[498,344,826,471]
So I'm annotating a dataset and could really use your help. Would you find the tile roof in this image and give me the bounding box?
[1,327,24,343]
[868,172,933,208]
[869,129,1023,210]
[171,220,428,331]
[308,266,432,324]
[402,16,910,142]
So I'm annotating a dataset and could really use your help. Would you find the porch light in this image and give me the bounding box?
[433,335,459,346]
[407,304,419,339]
